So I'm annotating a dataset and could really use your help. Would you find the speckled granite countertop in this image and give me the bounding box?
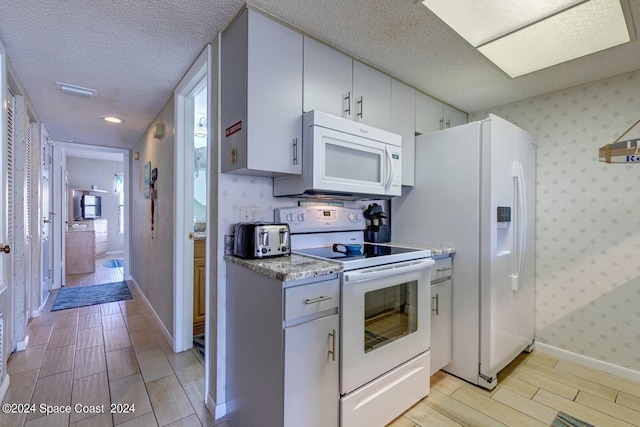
[224,253,343,282]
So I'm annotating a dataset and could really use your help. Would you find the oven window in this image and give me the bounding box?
[325,142,381,183]
[364,280,418,353]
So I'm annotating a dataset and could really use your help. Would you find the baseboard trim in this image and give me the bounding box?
[0,374,10,402]
[215,401,227,419]
[535,342,640,383]
[128,279,173,351]
[16,335,29,352]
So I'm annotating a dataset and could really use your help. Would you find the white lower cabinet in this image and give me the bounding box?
[430,257,452,375]
[226,262,339,427]
[284,314,339,427]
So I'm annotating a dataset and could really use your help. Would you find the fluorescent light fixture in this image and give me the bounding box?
[103,116,124,124]
[55,81,97,97]
[422,0,633,77]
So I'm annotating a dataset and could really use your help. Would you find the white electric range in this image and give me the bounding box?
[276,206,434,427]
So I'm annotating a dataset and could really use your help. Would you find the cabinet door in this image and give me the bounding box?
[390,79,416,186]
[303,37,353,118]
[443,104,468,128]
[193,256,206,335]
[415,91,444,134]
[430,279,452,375]
[352,60,391,130]
[284,314,339,427]
[246,10,303,175]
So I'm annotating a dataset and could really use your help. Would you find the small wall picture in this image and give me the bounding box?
[144,161,151,198]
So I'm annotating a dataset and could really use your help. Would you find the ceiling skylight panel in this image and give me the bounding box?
[477,0,631,77]
[421,0,585,46]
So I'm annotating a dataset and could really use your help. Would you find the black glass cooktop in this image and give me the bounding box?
[295,243,421,261]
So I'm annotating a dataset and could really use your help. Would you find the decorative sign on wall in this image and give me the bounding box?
[144,161,151,198]
[599,117,640,163]
[598,139,640,163]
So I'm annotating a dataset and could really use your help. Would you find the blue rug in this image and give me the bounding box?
[103,258,123,268]
[51,281,132,311]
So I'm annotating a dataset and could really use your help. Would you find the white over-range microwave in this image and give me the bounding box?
[274,110,402,199]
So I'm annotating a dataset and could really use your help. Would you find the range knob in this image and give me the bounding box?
[348,213,355,221]
[286,213,294,222]
[356,213,363,221]
[297,213,305,222]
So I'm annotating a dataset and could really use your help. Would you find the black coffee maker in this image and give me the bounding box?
[363,203,391,243]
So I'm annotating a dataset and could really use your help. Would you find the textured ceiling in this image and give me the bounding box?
[1,0,639,150]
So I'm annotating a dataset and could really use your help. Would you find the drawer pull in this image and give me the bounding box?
[304,295,332,305]
[432,294,439,315]
[437,267,452,272]
[328,329,336,361]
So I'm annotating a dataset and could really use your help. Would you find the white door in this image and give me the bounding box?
[41,142,51,303]
[0,41,13,398]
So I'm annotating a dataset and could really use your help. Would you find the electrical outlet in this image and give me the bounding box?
[239,206,260,222]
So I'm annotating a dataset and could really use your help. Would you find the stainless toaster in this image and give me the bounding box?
[233,223,290,259]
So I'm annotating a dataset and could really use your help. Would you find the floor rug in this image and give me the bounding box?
[51,281,132,311]
[193,333,205,358]
[103,258,124,268]
[551,412,594,427]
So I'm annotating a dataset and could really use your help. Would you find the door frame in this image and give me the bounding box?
[173,45,210,353]
[51,142,131,289]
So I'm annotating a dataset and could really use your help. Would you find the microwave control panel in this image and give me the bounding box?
[390,148,402,188]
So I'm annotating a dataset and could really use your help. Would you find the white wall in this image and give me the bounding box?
[66,157,124,252]
[131,99,175,335]
[470,69,640,372]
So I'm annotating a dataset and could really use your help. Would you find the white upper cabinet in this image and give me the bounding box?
[390,79,416,186]
[303,37,353,119]
[303,39,391,131]
[415,91,467,135]
[221,9,303,176]
[352,61,391,130]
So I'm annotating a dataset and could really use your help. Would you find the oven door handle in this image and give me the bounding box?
[344,258,435,284]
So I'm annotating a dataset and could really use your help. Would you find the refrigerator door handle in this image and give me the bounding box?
[511,162,526,291]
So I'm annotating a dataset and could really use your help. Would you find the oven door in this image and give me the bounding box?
[341,258,434,395]
[311,126,399,196]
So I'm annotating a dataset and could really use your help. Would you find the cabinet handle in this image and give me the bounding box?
[439,117,444,130]
[432,293,439,315]
[357,96,363,118]
[446,119,451,128]
[344,91,351,115]
[328,329,336,361]
[437,267,451,272]
[293,138,299,165]
[304,295,332,304]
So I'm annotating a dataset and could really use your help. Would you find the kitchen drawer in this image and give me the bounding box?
[432,257,452,282]
[94,219,108,233]
[95,231,108,244]
[285,278,339,322]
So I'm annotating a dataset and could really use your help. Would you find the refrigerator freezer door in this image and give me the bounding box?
[479,115,535,386]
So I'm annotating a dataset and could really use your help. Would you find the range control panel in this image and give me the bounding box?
[275,206,365,233]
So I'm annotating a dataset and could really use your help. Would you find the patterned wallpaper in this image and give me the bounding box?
[470,70,640,371]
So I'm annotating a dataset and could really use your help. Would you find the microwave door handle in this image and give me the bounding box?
[384,147,393,194]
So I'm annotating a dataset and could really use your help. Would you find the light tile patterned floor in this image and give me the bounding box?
[389,351,640,427]
[2,281,226,427]
[64,254,125,288]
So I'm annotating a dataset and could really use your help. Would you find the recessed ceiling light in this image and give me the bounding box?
[55,81,97,97]
[422,0,634,77]
[103,116,124,124]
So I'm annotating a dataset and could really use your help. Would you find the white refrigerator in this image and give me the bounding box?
[392,114,535,389]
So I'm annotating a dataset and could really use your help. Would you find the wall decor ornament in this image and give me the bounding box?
[598,117,640,163]
[144,161,151,198]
